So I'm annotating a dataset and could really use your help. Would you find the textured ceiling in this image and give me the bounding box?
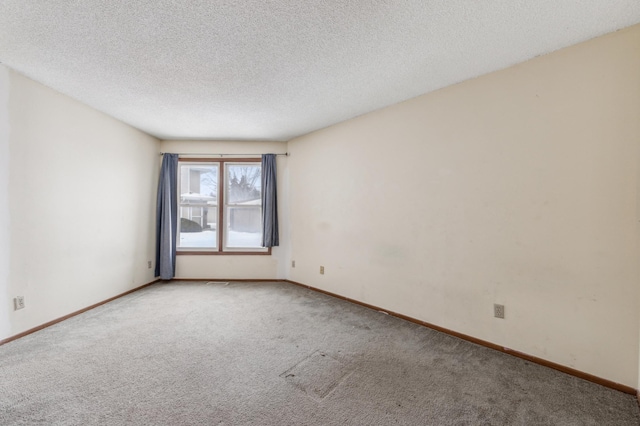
[1,1,640,141]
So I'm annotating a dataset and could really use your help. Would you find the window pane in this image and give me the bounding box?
[225,164,261,205]
[224,164,263,249]
[178,163,219,249]
[225,206,262,248]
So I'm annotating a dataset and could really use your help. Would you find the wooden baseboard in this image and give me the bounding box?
[284,279,637,396]
[172,278,280,282]
[0,279,160,347]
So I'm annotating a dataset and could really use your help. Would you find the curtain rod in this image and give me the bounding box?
[159,152,288,157]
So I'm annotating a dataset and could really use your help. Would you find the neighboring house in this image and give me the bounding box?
[180,166,217,229]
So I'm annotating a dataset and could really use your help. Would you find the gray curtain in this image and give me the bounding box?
[155,153,178,279]
[261,154,279,247]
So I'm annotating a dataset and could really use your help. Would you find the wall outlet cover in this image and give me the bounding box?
[14,296,25,310]
[494,303,505,319]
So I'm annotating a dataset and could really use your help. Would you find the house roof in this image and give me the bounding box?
[1,1,639,141]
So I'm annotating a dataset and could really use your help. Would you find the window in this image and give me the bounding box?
[177,159,268,254]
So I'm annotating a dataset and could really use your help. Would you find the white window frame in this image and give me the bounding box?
[176,158,269,255]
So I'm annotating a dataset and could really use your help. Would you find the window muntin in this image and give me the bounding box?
[177,159,267,254]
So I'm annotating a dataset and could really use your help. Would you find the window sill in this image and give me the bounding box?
[177,249,272,256]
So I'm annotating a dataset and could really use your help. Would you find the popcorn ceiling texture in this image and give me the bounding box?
[1,1,639,141]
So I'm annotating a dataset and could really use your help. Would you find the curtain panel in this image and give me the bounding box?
[261,154,279,247]
[155,153,178,279]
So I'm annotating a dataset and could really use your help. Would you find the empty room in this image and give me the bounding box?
[1,1,640,424]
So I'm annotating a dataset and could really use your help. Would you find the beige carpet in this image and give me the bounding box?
[0,281,638,425]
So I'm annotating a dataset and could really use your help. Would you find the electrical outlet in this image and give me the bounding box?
[292,260,295,268]
[14,296,25,310]
[320,266,325,275]
[494,304,505,319]
[147,260,152,269]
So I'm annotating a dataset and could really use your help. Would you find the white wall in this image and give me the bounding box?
[0,66,11,338]
[159,140,289,280]
[2,68,160,341]
[288,25,640,387]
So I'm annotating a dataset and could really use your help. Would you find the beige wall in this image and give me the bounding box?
[0,67,160,340]
[159,140,290,280]
[0,67,10,338]
[288,25,640,387]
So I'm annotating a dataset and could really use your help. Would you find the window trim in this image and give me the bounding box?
[177,157,271,256]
